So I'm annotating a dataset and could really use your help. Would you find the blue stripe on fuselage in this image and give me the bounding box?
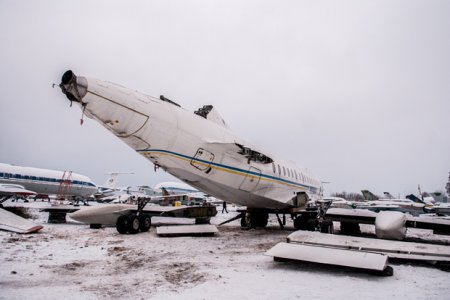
[136,149,318,193]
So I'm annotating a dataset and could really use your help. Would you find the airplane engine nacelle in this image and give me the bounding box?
[375,211,406,240]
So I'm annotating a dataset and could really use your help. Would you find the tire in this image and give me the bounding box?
[240,215,249,229]
[90,224,102,229]
[116,215,129,234]
[195,217,210,224]
[320,220,334,234]
[305,219,317,231]
[252,212,268,228]
[294,215,309,230]
[127,214,140,234]
[381,266,394,277]
[139,214,151,232]
[340,222,361,235]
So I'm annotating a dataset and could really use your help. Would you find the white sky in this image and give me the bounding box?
[0,0,449,196]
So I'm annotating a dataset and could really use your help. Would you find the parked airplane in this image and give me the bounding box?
[360,189,425,216]
[156,181,219,205]
[95,172,134,199]
[154,181,201,194]
[0,163,97,203]
[58,70,323,230]
[0,184,36,205]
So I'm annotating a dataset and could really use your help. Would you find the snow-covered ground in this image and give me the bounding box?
[1,206,449,300]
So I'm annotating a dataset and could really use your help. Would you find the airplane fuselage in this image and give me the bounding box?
[59,71,322,210]
[0,163,97,199]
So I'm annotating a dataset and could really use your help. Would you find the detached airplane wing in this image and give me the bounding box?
[0,208,43,233]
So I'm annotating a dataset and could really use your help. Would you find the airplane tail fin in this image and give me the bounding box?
[161,187,170,196]
[406,194,425,204]
[104,173,120,188]
[383,192,394,199]
[361,190,379,201]
[103,172,134,188]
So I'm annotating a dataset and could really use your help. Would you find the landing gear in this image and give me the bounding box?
[116,213,152,234]
[293,211,333,234]
[116,197,154,234]
[240,210,269,229]
[293,214,316,231]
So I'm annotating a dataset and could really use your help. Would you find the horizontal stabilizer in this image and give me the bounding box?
[0,208,43,233]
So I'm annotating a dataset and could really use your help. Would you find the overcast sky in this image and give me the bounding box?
[0,0,449,197]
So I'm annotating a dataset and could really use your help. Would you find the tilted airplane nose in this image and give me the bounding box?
[60,70,88,103]
[58,70,151,140]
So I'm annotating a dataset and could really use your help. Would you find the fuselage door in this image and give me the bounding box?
[239,166,261,192]
[191,148,214,173]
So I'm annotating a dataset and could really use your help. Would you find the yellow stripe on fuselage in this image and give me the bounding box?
[140,150,309,191]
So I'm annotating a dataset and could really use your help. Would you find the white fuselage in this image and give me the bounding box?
[60,72,322,209]
[0,163,97,198]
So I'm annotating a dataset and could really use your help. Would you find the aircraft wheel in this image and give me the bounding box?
[127,214,140,234]
[381,266,394,277]
[116,215,129,234]
[320,220,334,234]
[240,215,248,228]
[340,222,360,235]
[195,217,210,224]
[294,215,308,230]
[139,214,151,232]
[90,224,102,229]
[251,212,268,228]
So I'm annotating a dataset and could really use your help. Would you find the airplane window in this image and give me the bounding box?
[282,166,286,176]
[272,163,276,173]
[0,172,3,178]
[294,171,298,180]
[277,164,281,175]
[288,169,291,178]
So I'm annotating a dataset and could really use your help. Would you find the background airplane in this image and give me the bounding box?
[0,163,97,203]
